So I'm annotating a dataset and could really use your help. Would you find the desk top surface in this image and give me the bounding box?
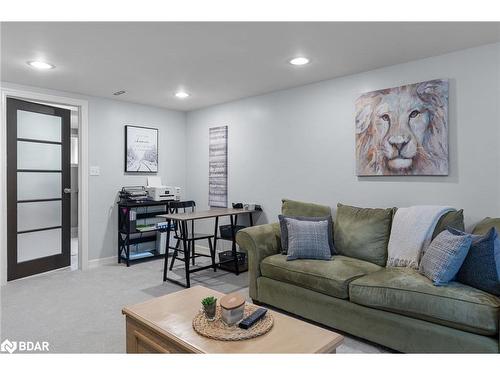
[157,207,256,221]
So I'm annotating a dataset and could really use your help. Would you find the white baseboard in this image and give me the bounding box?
[88,255,116,269]
[86,243,235,270]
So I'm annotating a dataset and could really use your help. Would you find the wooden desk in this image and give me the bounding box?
[122,286,344,353]
[157,208,256,288]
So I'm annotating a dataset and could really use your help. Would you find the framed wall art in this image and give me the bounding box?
[125,125,158,173]
[355,79,449,176]
[208,126,228,207]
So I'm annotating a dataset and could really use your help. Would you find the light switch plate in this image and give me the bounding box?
[89,166,100,176]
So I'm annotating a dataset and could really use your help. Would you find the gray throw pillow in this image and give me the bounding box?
[419,229,473,286]
[286,218,332,261]
[278,215,335,255]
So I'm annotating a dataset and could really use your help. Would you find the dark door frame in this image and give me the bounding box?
[6,98,71,280]
[1,88,90,286]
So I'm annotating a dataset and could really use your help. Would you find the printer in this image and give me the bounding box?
[146,177,181,201]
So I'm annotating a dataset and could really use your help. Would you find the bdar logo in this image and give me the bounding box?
[1,339,17,354]
[0,339,49,353]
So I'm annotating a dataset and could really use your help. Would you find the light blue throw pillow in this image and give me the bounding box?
[286,218,332,261]
[419,229,473,286]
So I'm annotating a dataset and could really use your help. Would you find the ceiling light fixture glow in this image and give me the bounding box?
[175,91,190,99]
[27,60,55,70]
[289,57,310,66]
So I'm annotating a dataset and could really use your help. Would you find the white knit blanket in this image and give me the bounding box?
[386,205,454,269]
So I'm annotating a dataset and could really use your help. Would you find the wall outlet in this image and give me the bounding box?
[89,166,100,176]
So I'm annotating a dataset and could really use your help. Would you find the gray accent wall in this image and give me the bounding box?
[185,43,500,230]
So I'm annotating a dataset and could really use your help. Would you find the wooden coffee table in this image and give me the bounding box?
[122,286,343,353]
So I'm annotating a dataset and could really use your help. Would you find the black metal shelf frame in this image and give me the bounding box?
[118,200,171,267]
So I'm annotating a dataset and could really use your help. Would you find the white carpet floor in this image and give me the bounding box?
[1,258,388,353]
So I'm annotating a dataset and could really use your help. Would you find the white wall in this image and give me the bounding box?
[1,82,186,261]
[186,43,500,229]
[2,42,499,266]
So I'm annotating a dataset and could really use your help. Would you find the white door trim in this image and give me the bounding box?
[0,87,89,285]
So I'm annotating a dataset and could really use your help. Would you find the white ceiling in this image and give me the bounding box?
[1,22,499,111]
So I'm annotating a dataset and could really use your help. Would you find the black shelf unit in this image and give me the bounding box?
[118,200,173,266]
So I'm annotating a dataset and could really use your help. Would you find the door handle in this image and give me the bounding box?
[63,188,72,194]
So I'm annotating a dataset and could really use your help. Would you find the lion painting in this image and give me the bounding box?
[355,79,449,176]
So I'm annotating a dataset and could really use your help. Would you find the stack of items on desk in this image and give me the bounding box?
[119,186,150,203]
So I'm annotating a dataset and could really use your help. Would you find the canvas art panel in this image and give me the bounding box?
[209,126,228,208]
[355,79,449,176]
[125,125,158,173]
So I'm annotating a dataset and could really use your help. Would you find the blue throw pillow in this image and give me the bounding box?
[285,218,332,261]
[419,229,472,286]
[456,227,500,296]
[278,214,335,255]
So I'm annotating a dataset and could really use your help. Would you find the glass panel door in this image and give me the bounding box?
[7,98,71,281]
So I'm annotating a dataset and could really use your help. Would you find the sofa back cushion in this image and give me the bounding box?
[281,199,331,217]
[473,217,500,235]
[432,209,465,240]
[334,203,393,266]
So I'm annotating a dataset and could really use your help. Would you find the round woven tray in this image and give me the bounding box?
[192,305,273,341]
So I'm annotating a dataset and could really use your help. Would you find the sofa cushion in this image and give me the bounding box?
[260,254,382,299]
[334,203,394,266]
[281,199,332,217]
[432,209,465,240]
[349,267,500,335]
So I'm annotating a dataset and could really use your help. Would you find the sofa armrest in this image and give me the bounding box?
[236,222,282,300]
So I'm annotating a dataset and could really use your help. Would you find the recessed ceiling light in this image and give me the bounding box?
[113,90,126,96]
[289,57,310,66]
[27,61,55,70]
[175,91,190,99]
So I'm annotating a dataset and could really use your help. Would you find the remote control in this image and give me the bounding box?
[238,308,268,329]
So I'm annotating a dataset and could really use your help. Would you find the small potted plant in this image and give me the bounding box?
[201,296,217,321]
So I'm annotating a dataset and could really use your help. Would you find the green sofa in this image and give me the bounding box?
[236,200,500,353]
